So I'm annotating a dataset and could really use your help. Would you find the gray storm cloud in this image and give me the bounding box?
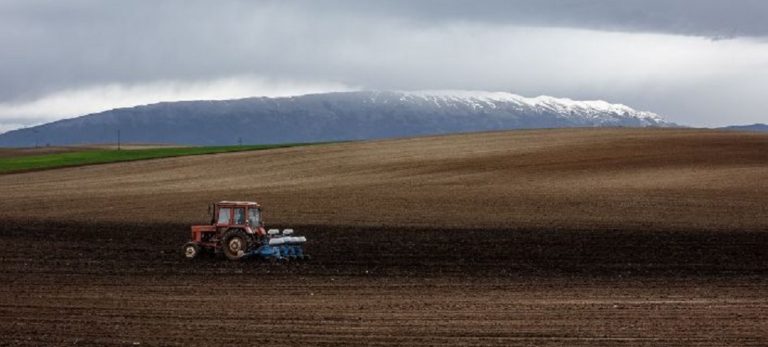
[0,0,766,130]
[309,0,768,38]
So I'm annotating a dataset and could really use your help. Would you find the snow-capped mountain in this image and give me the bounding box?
[0,90,673,147]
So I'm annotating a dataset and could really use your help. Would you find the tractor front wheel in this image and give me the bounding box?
[221,229,251,261]
[183,242,200,259]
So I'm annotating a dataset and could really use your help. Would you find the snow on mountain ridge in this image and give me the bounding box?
[392,90,665,123]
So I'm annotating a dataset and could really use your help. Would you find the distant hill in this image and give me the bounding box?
[0,91,674,147]
[719,123,768,132]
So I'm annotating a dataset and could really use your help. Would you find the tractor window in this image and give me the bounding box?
[217,207,231,224]
[248,208,261,225]
[233,208,245,225]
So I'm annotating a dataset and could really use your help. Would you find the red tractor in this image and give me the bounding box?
[183,201,308,261]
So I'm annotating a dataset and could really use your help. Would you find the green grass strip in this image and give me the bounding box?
[0,143,310,174]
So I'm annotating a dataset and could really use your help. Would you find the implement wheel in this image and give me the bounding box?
[183,243,200,259]
[222,229,251,261]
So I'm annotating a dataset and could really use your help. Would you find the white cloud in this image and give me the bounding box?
[0,123,28,134]
[318,24,768,126]
[0,76,354,130]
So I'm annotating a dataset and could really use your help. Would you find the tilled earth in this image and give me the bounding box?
[2,129,768,346]
[1,220,766,346]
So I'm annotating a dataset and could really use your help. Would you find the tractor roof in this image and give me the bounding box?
[216,201,260,207]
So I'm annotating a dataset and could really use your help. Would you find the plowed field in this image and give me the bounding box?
[1,129,767,346]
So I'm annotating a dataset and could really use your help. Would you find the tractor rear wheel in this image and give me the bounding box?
[183,242,200,259]
[221,229,251,261]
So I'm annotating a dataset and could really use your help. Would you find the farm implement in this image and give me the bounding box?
[182,201,310,261]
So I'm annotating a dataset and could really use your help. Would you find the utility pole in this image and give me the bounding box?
[238,137,242,146]
[33,130,39,148]
[117,129,121,151]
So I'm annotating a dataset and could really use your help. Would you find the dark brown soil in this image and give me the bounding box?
[2,220,767,277]
[1,220,766,346]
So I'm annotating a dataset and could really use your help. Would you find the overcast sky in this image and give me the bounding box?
[1,0,767,132]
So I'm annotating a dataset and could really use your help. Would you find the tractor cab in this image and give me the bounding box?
[210,201,265,236]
